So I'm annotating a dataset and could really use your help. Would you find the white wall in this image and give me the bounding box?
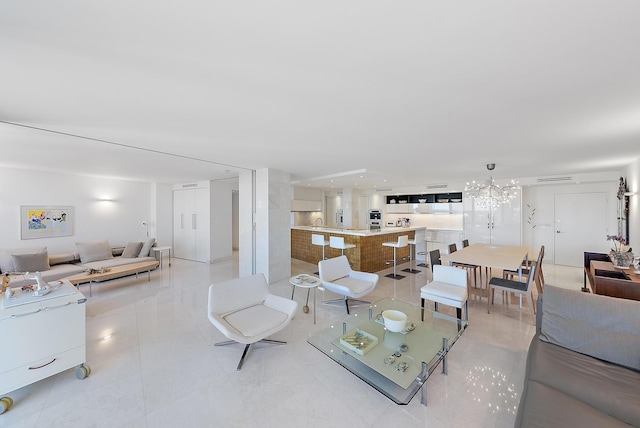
[624,156,640,249]
[0,167,152,253]
[150,182,173,247]
[255,168,291,283]
[521,181,619,263]
[210,178,238,262]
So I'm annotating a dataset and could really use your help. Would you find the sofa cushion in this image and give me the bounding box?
[0,247,48,273]
[76,240,113,263]
[517,379,633,428]
[540,285,640,371]
[48,252,78,266]
[122,242,143,258]
[138,238,156,257]
[12,252,50,272]
[525,335,640,427]
[80,256,156,270]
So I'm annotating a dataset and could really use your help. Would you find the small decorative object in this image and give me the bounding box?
[339,329,378,355]
[606,235,634,268]
[396,361,409,372]
[382,310,407,332]
[87,267,111,275]
[633,257,640,274]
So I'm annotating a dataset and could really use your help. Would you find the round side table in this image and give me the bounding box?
[289,274,321,324]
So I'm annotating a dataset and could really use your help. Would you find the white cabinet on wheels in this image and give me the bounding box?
[0,281,90,414]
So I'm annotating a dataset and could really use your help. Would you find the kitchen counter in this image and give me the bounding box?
[292,225,425,236]
[291,226,426,273]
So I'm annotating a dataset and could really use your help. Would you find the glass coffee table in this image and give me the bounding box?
[307,298,467,405]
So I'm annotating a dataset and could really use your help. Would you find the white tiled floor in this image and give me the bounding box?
[0,256,584,427]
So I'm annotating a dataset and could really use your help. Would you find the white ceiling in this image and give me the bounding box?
[1,1,639,190]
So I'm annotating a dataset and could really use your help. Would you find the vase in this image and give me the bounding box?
[610,251,634,268]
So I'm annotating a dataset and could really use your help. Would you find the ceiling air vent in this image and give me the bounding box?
[182,183,198,188]
[375,188,393,192]
[426,184,448,189]
[536,177,573,183]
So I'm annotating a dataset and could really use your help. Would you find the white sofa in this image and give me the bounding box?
[1,239,157,288]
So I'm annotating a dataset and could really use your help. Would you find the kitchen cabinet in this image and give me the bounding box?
[386,192,462,210]
[1,282,89,412]
[463,193,521,246]
[173,186,211,262]
[291,200,322,212]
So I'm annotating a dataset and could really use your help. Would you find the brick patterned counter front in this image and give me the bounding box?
[291,228,416,273]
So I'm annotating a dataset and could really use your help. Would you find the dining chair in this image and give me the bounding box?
[503,245,545,308]
[488,264,537,315]
[421,264,468,322]
[451,241,481,287]
[428,249,441,273]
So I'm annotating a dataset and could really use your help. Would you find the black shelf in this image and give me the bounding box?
[386,192,462,204]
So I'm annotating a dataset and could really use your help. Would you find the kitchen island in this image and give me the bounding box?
[292,226,426,273]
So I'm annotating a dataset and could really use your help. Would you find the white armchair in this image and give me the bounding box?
[420,264,468,321]
[207,273,298,370]
[318,255,379,314]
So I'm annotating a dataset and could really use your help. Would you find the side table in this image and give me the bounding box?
[289,274,321,324]
[152,246,172,270]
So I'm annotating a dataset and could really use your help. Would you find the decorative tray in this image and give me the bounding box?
[339,329,379,356]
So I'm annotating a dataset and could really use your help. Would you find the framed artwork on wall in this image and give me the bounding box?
[20,205,74,240]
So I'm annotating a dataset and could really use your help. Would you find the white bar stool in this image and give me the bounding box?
[403,230,425,274]
[311,234,330,262]
[329,236,355,257]
[382,235,409,279]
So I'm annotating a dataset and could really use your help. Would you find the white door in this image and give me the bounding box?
[554,192,608,267]
[174,189,197,260]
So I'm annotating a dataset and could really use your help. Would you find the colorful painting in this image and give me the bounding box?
[20,206,74,239]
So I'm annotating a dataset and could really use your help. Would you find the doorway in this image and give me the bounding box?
[554,192,608,266]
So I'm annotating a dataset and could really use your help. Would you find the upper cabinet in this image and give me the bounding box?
[291,200,322,212]
[386,192,462,208]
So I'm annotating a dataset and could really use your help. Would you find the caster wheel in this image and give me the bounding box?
[0,397,13,414]
[303,305,309,313]
[76,365,91,379]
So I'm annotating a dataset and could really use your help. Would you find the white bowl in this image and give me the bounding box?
[382,310,407,333]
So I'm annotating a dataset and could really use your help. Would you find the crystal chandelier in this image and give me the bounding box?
[464,164,519,209]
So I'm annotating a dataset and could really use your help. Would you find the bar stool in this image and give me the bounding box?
[311,234,330,262]
[329,236,355,257]
[403,230,424,274]
[382,235,409,279]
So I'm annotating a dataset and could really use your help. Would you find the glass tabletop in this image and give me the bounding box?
[307,298,467,405]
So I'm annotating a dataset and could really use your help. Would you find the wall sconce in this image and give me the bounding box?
[142,221,149,237]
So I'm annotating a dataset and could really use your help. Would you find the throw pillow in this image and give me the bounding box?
[122,241,143,258]
[12,252,51,272]
[540,285,640,371]
[138,238,156,257]
[76,240,113,263]
[0,247,48,273]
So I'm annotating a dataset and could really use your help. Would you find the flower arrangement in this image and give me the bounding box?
[606,235,632,253]
[607,235,634,268]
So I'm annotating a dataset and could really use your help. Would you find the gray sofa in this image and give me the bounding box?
[515,285,640,427]
[1,239,157,288]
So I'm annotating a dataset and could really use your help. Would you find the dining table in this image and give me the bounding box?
[441,243,531,303]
